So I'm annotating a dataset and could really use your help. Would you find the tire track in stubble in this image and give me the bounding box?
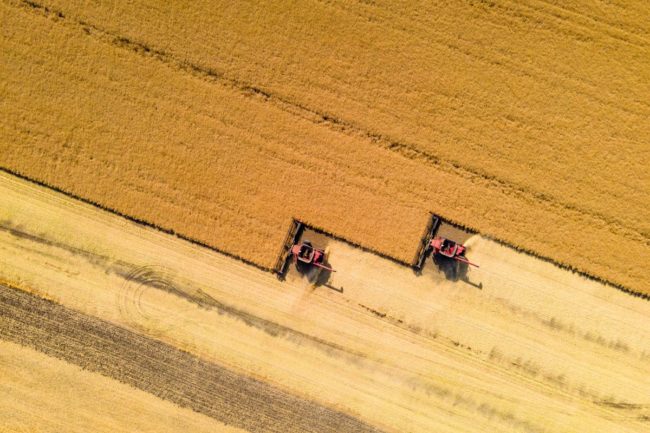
[0,218,365,361]
[113,264,365,361]
[12,0,648,246]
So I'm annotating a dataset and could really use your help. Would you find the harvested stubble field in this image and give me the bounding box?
[0,340,248,433]
[0,285,379,433]
[2,170,650,432]
[1,0,649,293]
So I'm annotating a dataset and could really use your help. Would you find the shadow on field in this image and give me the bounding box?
[295,259,334,287]
[432,255,482,289]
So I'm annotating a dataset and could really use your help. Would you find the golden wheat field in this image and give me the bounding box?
[1,0,648,293]
[1,0,650,432]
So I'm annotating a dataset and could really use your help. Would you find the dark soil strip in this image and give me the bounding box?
[0,284,382,433]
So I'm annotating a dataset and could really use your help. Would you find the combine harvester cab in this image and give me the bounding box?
[431,237,478,268]
[292,241,323,266]
[430,237,479,268]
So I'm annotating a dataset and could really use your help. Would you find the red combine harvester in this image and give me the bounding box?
[413,215,478,279]
[275,220,334,280]
[430,237,478,268]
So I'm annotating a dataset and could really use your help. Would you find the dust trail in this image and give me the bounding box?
[112,264,365,361]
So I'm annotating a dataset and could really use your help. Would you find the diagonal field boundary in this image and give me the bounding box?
[0,283,383,433]
[2,165,648,300]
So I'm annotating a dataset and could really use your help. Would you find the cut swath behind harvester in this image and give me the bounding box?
[413,214,478,280]
[275,219,334,281]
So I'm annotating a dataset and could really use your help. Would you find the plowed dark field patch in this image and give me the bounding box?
[0,284,381,433]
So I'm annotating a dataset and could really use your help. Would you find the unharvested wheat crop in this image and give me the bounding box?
[35,0,650,236]
[1,0,648,293]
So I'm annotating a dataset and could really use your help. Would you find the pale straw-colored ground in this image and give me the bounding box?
[1,172,648,432]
